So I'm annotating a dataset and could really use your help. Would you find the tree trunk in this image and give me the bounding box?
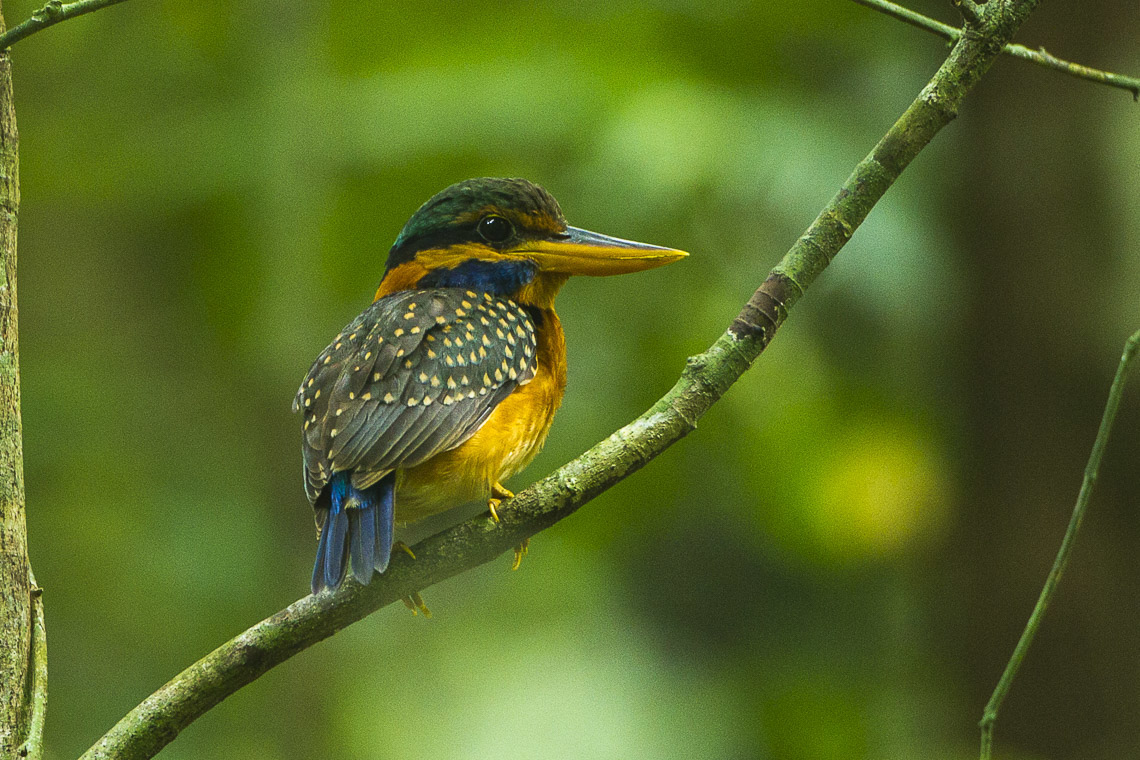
[0,1,32,755]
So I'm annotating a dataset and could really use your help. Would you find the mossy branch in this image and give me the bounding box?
[0,0,126,49]
[851,0,1140,100]
[0,19,36,759]
[979,329,1140,759]
[77,2,1049,758]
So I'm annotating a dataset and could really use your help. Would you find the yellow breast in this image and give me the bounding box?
[394,307,567,522]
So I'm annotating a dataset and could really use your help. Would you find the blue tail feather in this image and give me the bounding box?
[311,471,396,594]
[356,502,377,580]
[323,505,349,590]
[374,474,395,573]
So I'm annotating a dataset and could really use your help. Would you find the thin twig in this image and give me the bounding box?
[850,0,1140,100]
[979,329,1140,759]
[78,2,1050,758]
[18,569,47,760]
[0,0,127,50]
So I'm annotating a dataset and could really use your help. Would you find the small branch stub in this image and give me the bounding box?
[951,0,985,26]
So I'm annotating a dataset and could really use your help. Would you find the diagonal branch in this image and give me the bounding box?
[979,329,1140,759]
[0,0,127,49]
[76,2,1052,757]
[851,0,1140,100]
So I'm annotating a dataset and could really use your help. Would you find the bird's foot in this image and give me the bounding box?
[488,483,515,523]
[401,591,432,618]
[511,538,530,571]
[391,542,429,617]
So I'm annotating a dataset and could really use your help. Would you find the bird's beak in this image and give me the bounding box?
[519,226,688,276]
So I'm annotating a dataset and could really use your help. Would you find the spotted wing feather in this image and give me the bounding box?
[294,289,539,504]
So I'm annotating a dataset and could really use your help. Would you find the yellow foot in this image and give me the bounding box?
[400,591,432,618]
[511,538,530,571]
[393,541,416,560]
[488,482,515,523]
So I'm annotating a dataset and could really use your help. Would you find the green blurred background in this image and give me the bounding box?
[9,0,1140,757]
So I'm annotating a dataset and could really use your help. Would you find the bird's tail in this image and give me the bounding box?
[311,472,395,594]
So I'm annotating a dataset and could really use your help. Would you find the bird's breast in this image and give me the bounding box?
[394,307,567,522]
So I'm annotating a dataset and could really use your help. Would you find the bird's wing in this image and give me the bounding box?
[294,288,538,504]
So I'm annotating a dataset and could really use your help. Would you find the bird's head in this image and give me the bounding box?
[374,178,687,308]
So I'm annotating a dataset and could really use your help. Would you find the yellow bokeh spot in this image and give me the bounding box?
[798,420,950,563]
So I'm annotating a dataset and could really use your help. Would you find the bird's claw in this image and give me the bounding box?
[511,538,530,571]
[401,591,432,618]
[488,482,515,522]
[392,542,428,617]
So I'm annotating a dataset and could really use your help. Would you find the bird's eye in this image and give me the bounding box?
[477,215,514,244]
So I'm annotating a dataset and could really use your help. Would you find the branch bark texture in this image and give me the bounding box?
[0,3,34,756]
[77,2,1047,758]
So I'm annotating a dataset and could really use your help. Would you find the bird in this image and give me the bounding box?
[294,177,686,595]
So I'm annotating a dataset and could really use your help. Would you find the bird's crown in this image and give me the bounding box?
[385,178,567,273]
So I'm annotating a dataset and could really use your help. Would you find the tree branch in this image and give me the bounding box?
[0,0,126,49]
[979,329,1140,760]
[851,0,1140,100]
[0,15,36,756]
[76,2,1052,758]
[17,571,46,760]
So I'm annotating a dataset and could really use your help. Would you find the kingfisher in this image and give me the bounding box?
[295,177,686,595]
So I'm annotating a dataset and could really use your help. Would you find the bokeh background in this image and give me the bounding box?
[10,0,1140,758]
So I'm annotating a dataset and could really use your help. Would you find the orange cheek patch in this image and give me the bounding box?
[374,262,430,300]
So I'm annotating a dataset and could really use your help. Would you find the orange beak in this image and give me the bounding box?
[518,226,687,276]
